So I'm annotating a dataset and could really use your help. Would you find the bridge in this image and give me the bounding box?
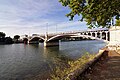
[22,28,109,47]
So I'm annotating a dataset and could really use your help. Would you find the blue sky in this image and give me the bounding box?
[0,0,88,37]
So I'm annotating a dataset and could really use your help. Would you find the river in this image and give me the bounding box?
[0,40,106,80]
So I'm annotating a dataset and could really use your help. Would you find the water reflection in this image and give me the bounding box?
[44,46,73,60]
[43,46,60,58]
[0,40,106,80]
[43,46,71,67]
[29,44,39,47]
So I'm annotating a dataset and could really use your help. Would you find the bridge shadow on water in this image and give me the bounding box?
[43,46,73,61]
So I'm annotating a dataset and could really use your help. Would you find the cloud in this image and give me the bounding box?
[0,0,56,23]
[0,0,87,37]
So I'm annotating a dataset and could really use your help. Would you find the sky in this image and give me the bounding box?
[0,0,88,37]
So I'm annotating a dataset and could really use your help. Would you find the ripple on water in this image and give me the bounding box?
[0,40,106,79]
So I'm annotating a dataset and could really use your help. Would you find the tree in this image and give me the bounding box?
[0,32,6,38]
[5,37,13,44]
[59,0,120,28]
[115,19,120,26]
[14,35,20,41]
[0,32,6,42]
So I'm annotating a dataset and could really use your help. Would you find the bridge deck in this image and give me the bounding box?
[83,50,120,80]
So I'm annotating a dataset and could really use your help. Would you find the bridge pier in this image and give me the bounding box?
[95,32,97,38]
[44,41,59,47]
[100,32,102,39]
[105,31,108,41]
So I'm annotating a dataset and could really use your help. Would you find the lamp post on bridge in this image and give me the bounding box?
[46,23,48,34]
[56,24,57,33]
[45,23,48,41]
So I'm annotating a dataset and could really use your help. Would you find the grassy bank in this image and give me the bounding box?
[51,52,95,80]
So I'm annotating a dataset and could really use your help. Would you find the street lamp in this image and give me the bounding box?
[56,24,57,33]
[46,23,48,35]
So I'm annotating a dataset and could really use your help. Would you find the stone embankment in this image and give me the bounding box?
[80,48,120,80]
[66,48,107,80]
[67,46,120,80]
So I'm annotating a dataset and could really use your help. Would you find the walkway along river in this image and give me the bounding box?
[0,40,106,80]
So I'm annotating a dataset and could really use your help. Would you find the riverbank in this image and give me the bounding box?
[50,49,107,80]
[50,46,120,80]
[81,49,120,80]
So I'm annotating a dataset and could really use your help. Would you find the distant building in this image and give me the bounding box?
[109,26,120,45]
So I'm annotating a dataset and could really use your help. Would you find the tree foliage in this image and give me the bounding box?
[0,32,13,44]
[0,32,6,38]
[59,0,120,28]
[5,37,13,44]
[115,19,120,26]
[14,35,20,40]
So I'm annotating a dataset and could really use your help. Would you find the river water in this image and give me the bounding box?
[0,40,106,80]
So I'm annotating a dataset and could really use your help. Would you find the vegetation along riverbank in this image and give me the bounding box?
[0,32,23,44]
[50,47,120,80]
[51,52,96,80]
[50,48,111,80]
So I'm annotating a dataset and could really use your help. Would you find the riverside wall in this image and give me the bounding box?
[65,48,109,80]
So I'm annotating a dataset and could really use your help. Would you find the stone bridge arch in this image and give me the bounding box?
[29,37,44,43]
